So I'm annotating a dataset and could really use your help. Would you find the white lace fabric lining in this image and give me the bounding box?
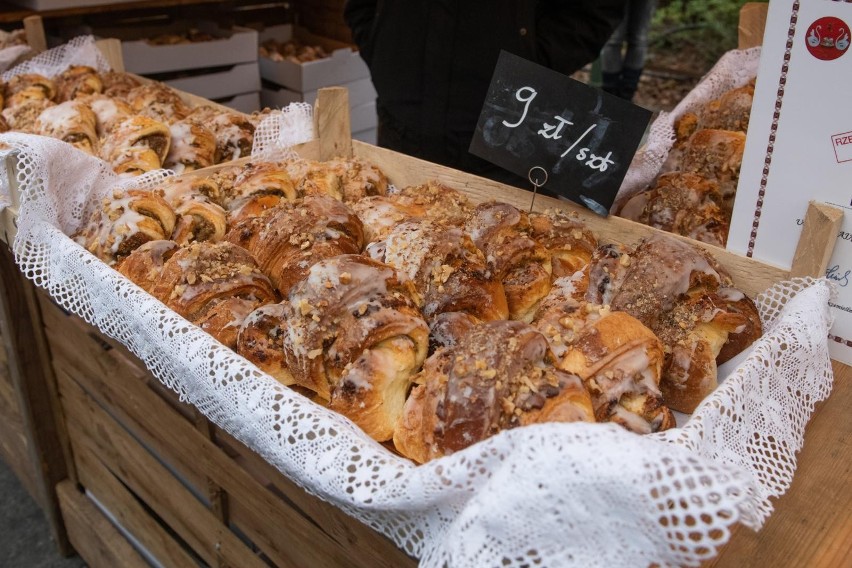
[0,40,837,568]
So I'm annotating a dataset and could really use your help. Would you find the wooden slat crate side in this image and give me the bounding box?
[73,442,200,568]
[57,480,149,568]
[59,371,270,568]
[0,337,38,498]
[42,296,410,567]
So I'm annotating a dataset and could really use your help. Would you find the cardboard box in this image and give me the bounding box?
[259,25,369,92]
[261,76,376,109]
[102,21,258,75]
[351,101,377,134]
[215,92,261,115]
[162,62,260,102]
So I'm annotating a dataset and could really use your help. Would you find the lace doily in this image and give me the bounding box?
[613,47,762,211]
[0,128,835,567]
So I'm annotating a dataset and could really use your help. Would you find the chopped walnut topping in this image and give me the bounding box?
[482,369,497,379]
[307,348,322,359]
[340,271,352,284]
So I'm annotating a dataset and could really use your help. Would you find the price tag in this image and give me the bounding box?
[469,51,652,215]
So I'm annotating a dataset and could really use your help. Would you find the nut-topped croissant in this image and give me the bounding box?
[350,195,428,244]
[271,254,429,441]
[127,82,190,124]
[532,277,674,433]
[75,188,176,265]
[465,202,552,322]
[581,233,762,413]
[394,319,595,463]
[671,129,745,208]
[371,218,509,322]
[224,195,364,296]
[390,181,473,227]
[529,209,597,278]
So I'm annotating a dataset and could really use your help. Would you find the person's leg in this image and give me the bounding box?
[619,0,656,101]
[600,11,628,97]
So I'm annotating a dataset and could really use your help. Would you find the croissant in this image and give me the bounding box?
[394,319,595,463]
[374,218,509,322]
[54,65,103,102]
[220,161,298,225]
[427,311,481,354]
[529,209,597,278]
[126,82,190,124]
[532,279,674,433]
[75,188,176,265]
[163,119,217,173]
[582,233,762,412]
[116,239,180,293]
[78,94,132,137]
[390,181,473,227]
[284,159,345,201]
[465,202,552,322]
[101,116,171,174]
[235,303,291,385]
[36,100,99,155]
[100,71,143,99]
[619,172,729,247]
[4,73,55,108]
[272,254,429,441]
[186,106,254,162]
[675,129,746,207]
[140,241,278,349]
[350,195,428,243]
[158,177,226,245]
[225,195,365,296]
[295,157,389,202]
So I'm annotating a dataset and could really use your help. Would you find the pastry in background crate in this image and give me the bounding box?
[580,233,762,413]
[241,254,429,441]
[393,319,595,463]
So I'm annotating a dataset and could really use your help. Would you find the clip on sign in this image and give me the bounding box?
[469,50,652,216]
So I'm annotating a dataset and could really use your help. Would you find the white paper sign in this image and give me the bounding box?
[728,0,852,364]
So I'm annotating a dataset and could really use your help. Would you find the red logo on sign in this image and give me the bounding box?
[806,17,849,61]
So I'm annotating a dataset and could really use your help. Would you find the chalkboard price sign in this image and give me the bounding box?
[469,51,652,215]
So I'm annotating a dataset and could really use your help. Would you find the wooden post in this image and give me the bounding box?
[23,16,47,54]
[789,202,844,279]
[95,38,125,73]
[314,87,353,161]
[738,3,769,50]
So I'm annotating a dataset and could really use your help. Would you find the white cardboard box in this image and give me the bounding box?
[215,92,261,115]
[103,22,258,75]
[353,128,377,146]
[259,25,369,92]
[163,62,260,102]
[261,76,376,109]
[351,101,377,134]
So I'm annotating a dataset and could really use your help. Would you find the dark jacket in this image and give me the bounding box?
[344,0,626,176]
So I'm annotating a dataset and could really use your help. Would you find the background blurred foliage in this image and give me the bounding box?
[651,0,769,64]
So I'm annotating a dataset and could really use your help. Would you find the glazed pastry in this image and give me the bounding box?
[221,161,298,224]
[224,194,364,296]
[619,172,729,247]
[394,319,595,463]
[186,106,254,162]
[100,116,171,175]
[127,82,190,124]
[235,304,291,385]
[116,239,180,293]
[36,100,99,155]
[373,218,509,322]
[532,277,674,433]
[54,66,103,102]
[670,129,745,206]
[75,188,176,265]
[78,94,132,136]
[100,71,143,99]
[529,209,597,278]
[163,119,217,173]
[326,157,389,201]
[158,177,226,245]
[2,99,54,133]
[465,202,552,322]
[350,195,428,243]
[4,73,55,108]
[145,241,278,349]
[427,311,481,354]
[675,81,755,142]
[390,181,473,227]
[284,159,345,201]
[582,233,762,413]
[271,254,429,441]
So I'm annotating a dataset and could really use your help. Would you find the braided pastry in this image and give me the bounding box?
[225,195,364,296]
[582,233,762,412]
[75,188,176,265]
[54,65,103,102]
[372,218,509,322]
[271,254,429,441]
[36,101,99,155]
[394,319,595,463]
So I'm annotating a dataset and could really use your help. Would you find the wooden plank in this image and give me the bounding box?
[60,372,269,568]
[73,443,199,568]
[95,38,124,73]
[708,361,852,567]
[22,15,47,54]
[0,244,72,554]
[0,333,37,499]
[44,307,404,568]
[790,202,844,279]
[57,480,149,568]
[315,87,353,160]
[351,141,790,297]
[739,3,769,50]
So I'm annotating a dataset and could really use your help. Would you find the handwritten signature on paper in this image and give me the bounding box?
[826,264,851,287]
